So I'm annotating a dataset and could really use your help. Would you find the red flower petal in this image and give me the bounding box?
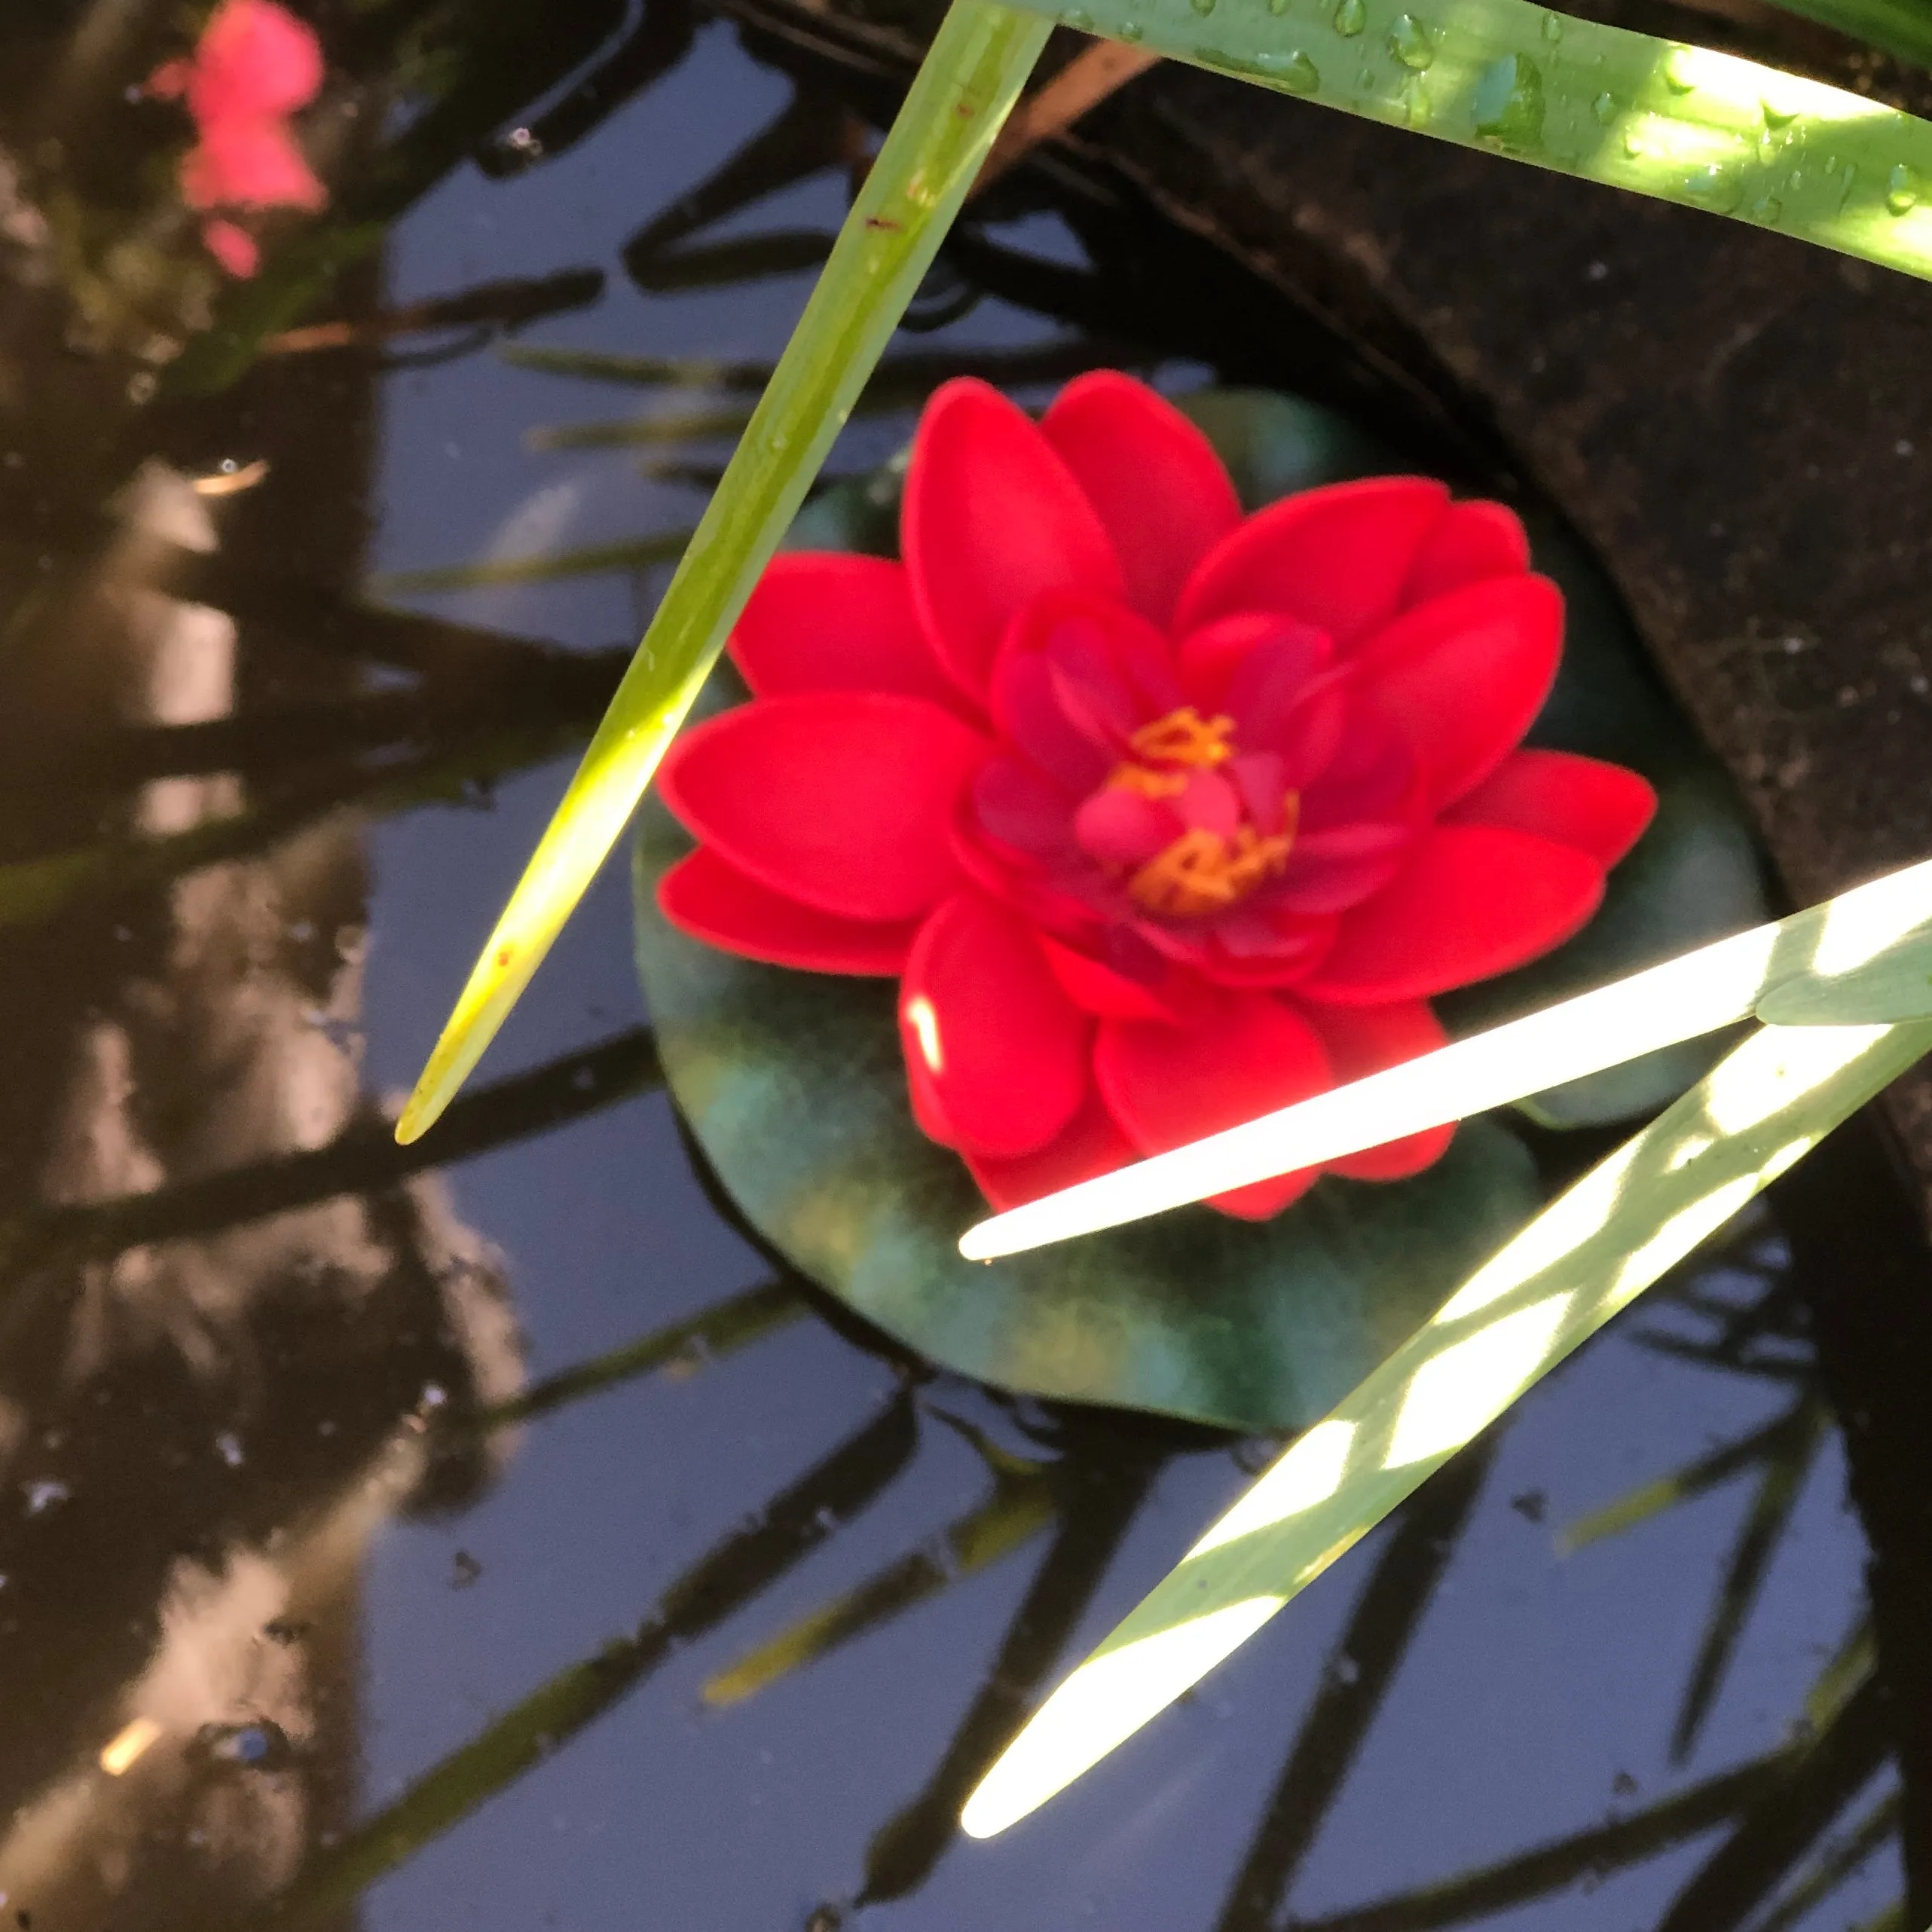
[658,848,917,975]
[1351,576,1564,809]
[1040,372,1243,628]
[1446,749,1657,868]
[968,1087,1139,1211]
[182,118,326,210]
[659,692,986,922]
[192,0,324,119]
[1175,478,1451,647]
[902,380,1123,698]
[1301,998,1456,1179]
[1403,500,1530,604]
[729,552,972,717]
[200,216,259,277]
[900,893,1092,1158]
[1301,824,1603,1004]
[1040,934,1186,1020]
[1096,990,1332,1218]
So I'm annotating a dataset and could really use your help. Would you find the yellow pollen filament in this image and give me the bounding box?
[1129,815,1296,919]
[1108,764,1190,800]
[1127,707,1236,769]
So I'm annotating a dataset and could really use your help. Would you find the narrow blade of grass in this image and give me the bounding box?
[702,1471,1055,1707]
[1753,1788,1902,1932]
[1670,1397,1830,1761]
[396,0,1051,1144]
[468,1277,808,1432]
[960,1018,1932,1835]
[1558,1398,1813,1553]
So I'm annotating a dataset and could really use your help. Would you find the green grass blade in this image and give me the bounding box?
[995,0,1932,289]
[960,1017,1932,1836]
[1558,1398,1812,1553]
[1760,0,1932,72]
[395,0,1051,1144]
[701,1471,1055,1707]
[1669,1396,1829,1760]
[1283,1749,1796,1932]
[467,1277,808,1432]
[1752,1788,1901,1932]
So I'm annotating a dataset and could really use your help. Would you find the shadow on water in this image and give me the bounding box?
[0,2,1926,1929]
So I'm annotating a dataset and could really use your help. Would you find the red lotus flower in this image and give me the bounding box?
[148,0,326,277]
[658,374,1655,1218]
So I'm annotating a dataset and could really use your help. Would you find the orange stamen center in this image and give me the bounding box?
[1103,707,1298,919]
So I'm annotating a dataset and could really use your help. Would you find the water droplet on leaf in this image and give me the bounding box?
[1662,47,1697,92]
[1333,0,1367,33]
[1540,11,1563,39]
[1591,90,1618,124]
[1751,194,1784,222]
[1683,162,1743,212]
[1387,12,1436,67]
[1191,0,1216,17]
[1472,52,1544,147]
[1119,17,1145,35]
[1888,161,1922,215]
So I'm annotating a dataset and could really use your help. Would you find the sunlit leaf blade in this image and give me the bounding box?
[958,1017,1932,1836]
[702,1469,1054,1707]
[1558,1398,1811,1553]
[394,0,1051,1145]
[1670,1397,1829,1761]
[961,856,1932,1258]
[1214,1443,1494,1929]
[1000,0,1932,286]
[1757,926,1932,1023]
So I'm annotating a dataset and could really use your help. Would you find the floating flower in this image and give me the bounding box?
[658,374,1656,1218]
[148,0,326,277]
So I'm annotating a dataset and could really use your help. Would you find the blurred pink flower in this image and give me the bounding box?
[148,0,326,276]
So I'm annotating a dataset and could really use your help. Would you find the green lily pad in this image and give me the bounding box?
[632,800,1539,1432]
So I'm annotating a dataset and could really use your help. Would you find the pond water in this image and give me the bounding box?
[0,5,1918,1930]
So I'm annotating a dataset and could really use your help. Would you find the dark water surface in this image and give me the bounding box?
[0,5,1917,1930]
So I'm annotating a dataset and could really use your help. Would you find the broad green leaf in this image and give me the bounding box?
[958,1015,1932,1835]
[393,0,1051,1144]
[631,785,1542,1432]
[1001,0,1932,289]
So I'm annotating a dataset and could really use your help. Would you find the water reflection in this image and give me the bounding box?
[0,1,1918,1928]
